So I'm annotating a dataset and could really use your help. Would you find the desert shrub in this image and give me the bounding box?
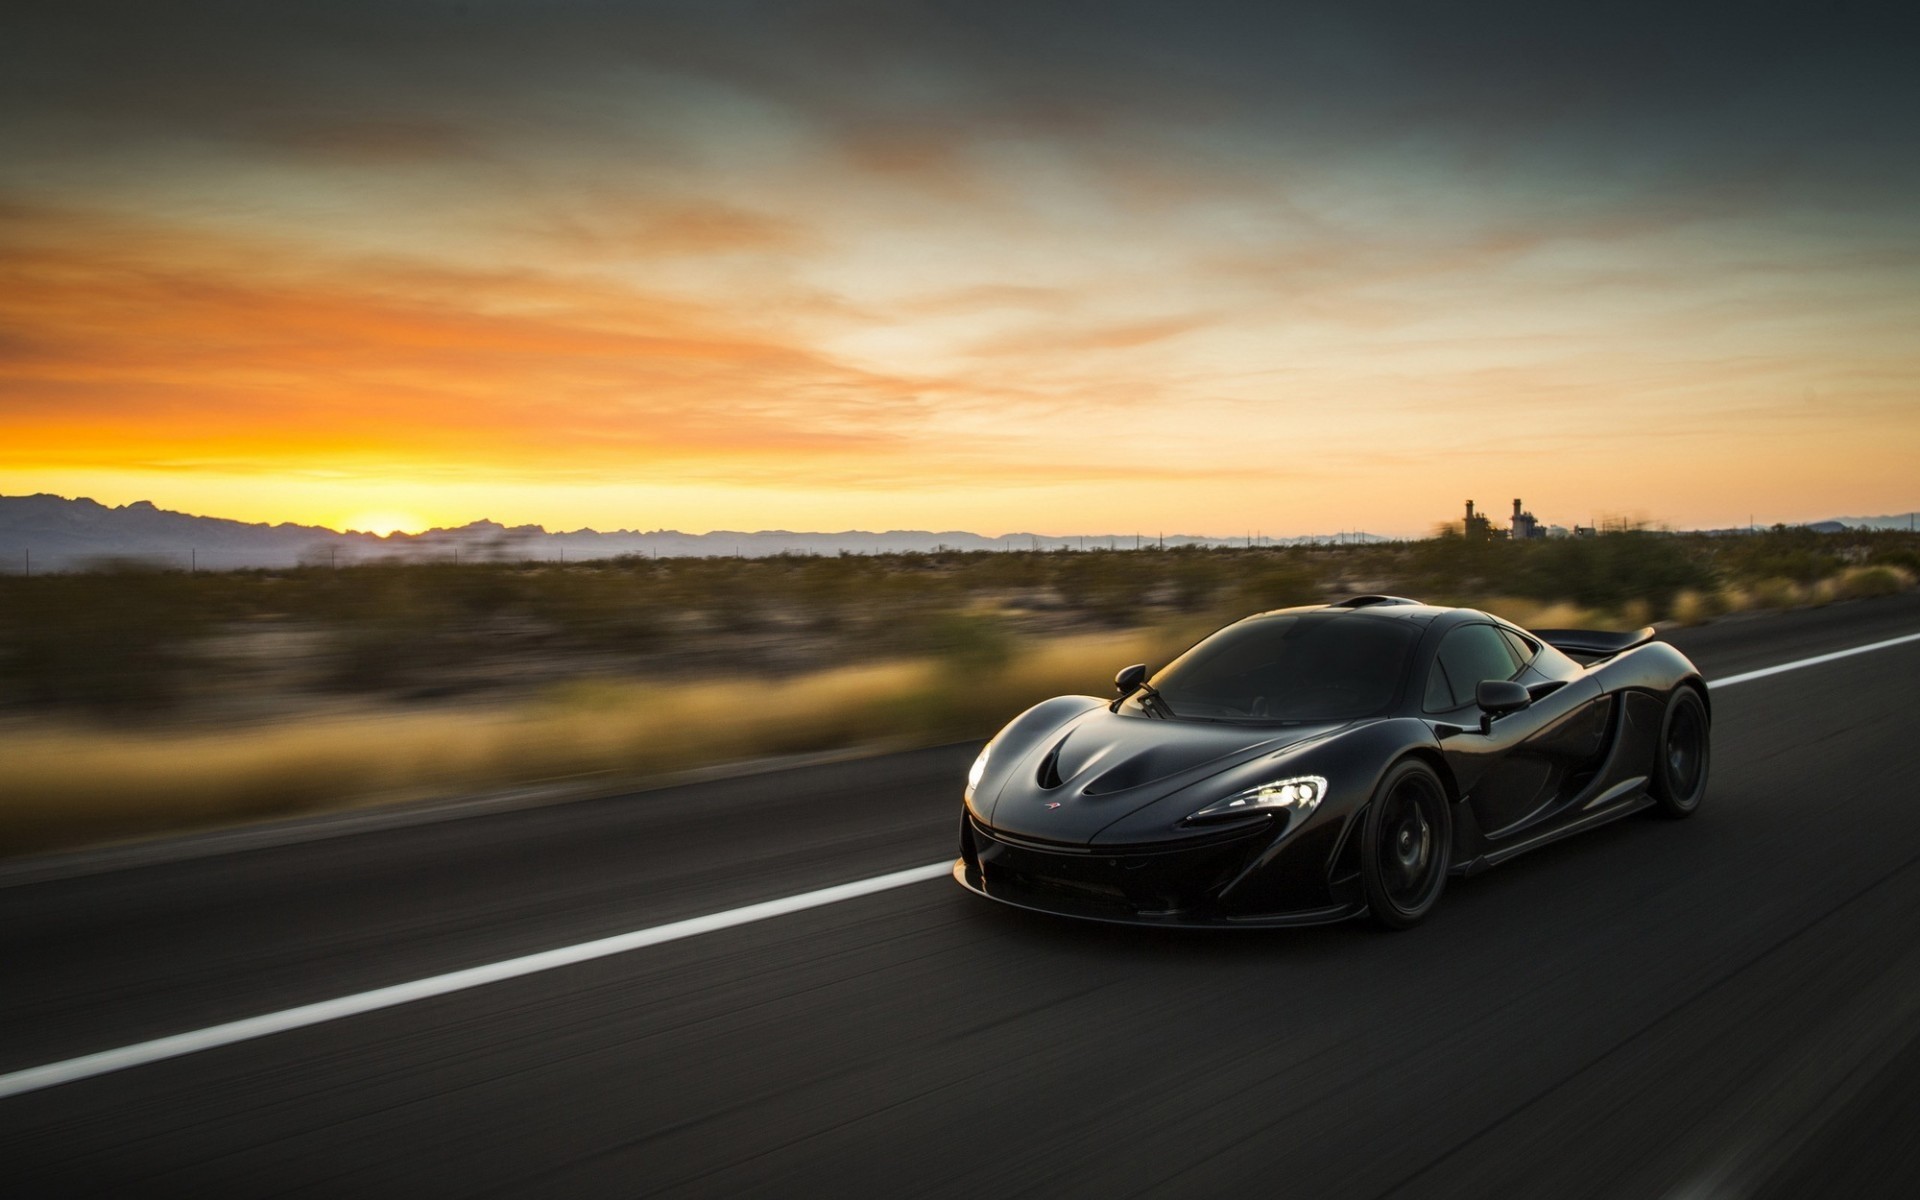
[301,564,500,690]
[1403,528,1508,594]
[0,564,215,713]
[912,612,1017,673]
[1832,565,1909,600]
[1151,549,1226,611]
[1506,532,1712,611]
[1667,588,1723,626]
[1745,577,1805,610]
[1050,552,1141,621]
[520,568,665,651]
[1225,557,1319,614]
[1867,547,1920,576]
[1713,527,1844,584]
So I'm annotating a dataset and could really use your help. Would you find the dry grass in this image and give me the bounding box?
[1831,564,1913,601]
[0,628,1173,856]
[1744,577,1808,611]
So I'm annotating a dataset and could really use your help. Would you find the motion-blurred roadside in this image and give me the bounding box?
[2,526,1914,856]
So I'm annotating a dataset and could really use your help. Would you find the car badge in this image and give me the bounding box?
[1044,801,1062,809]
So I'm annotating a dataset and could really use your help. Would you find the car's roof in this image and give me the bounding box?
[1245,598,1490,629]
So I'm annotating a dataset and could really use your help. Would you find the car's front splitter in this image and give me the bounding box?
[951,860,1366,930]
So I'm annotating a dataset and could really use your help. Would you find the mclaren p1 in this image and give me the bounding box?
[953,596,1710,929]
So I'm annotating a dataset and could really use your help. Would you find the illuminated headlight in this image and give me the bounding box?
[1185,775,1327,826]
[965,741,994,801]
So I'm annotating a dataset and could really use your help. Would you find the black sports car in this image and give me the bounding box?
[954,596,1710,929]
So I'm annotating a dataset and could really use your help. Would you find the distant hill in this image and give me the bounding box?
[1686,513,1918,536]
[0,494,1392,572]
[1828,512,1920,532]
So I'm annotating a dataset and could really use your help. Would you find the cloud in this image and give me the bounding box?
[519,197,816,262]
[250,117,484,164]
[0,203,918,469]
[973,314,1216,358]
[0,200,1294,494]
[11,3,1916,206]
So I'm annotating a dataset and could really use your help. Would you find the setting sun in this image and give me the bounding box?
[343,513,425,538]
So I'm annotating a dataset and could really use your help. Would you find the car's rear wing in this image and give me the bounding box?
[1531,626,1658,659]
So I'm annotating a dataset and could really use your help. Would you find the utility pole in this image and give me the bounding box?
[190,548,196,574]
[330,546,337,569]
[22,549,27,578]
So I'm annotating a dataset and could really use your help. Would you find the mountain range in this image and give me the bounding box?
[0,494,1392,573]
[6,494,1910,574]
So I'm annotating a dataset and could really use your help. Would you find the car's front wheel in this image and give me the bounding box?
[1360,759,1452,930]
[1650,686,1710,818]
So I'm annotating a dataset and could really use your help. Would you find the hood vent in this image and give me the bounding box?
[1036,740,1066,790]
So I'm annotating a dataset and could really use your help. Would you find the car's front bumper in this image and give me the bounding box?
[954,815,1365,929]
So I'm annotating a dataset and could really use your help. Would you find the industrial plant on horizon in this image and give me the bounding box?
[1460,498,1587,541]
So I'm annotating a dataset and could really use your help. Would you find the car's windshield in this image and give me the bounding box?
[1142,612,1418,722]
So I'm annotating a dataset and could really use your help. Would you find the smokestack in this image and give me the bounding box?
[1513,498,1523,519]
[1465,499,1475,522]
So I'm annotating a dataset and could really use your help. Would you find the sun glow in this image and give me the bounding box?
[343,512,426,537]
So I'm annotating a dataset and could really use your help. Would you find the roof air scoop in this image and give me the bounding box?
[1330,595,1421,608]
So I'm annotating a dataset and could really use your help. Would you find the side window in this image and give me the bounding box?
[1423,659,1454,711]
[1500,628,1538,667]
[1426,625,1523,711]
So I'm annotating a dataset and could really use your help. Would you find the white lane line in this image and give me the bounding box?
[0,862,950,1101]
[3,625,1917,1103]
[1709,629,1920,688]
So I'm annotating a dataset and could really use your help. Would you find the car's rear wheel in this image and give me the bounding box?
[1650,686,1710,818]
[1360,760,1452,930]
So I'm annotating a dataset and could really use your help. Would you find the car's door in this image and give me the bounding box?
[1427,623,1604,838]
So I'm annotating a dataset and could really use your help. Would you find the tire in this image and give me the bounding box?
[1650,686,1710,818]
[1360,760,1453,930]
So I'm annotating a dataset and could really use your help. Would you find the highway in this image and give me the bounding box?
[4,594,1920,1197]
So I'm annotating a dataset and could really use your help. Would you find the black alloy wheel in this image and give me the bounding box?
[1651,687,1710,818]
[1360,759,1453,930]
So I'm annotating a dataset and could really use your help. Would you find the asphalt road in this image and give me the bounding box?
[5,594,1920,1197]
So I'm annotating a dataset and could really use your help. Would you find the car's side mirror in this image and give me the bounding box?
[1114,663,1148,697]
[1476,679,1532,734]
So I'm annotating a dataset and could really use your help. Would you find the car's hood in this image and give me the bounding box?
[980,706,1348,845]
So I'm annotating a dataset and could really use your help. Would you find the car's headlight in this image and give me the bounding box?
[1185,775,1327,826]
[965,740,994,801]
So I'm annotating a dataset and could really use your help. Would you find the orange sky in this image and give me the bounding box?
[4,4,1917,536]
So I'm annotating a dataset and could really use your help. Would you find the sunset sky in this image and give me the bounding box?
[3,1,1917,537]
